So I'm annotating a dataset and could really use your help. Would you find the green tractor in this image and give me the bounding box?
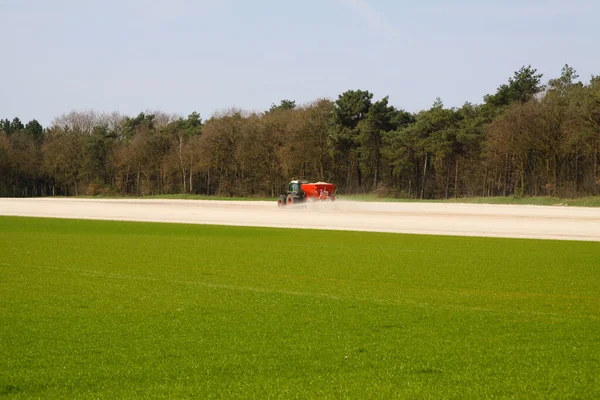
[278,180,308,206]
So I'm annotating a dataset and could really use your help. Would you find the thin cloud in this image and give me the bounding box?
[121,0,193,22]
[421,1,594,19]
[338,0,399,39]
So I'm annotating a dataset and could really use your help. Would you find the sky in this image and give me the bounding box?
[1,0,598,126]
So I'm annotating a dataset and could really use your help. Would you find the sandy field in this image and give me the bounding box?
[1,198,599,241]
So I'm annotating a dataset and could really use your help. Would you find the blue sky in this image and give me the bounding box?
[1,0,598,126]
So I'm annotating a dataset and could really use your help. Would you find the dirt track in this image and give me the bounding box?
[1,198,599,241]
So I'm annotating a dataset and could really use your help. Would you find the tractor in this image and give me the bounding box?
[277,180,336,207]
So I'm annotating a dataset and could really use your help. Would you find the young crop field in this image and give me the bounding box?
[0,216,599,398]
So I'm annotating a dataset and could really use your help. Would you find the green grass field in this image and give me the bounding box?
[1,217,599,398]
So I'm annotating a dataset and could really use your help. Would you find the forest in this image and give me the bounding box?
[1,65,599,199]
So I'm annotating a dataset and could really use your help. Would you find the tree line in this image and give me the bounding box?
[1,65,599,199]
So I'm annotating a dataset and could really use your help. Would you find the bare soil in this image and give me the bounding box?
[1,198,599,241]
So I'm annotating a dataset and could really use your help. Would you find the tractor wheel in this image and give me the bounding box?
[278,195,286,207]
[286,194,294,205]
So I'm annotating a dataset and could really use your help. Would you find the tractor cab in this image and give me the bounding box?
[287,180,307,201]
[288,180,306,197]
